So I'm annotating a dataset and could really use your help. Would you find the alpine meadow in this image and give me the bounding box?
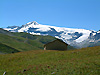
[0,27,100,75]
[0,46,100,75]
[0,0,100,75]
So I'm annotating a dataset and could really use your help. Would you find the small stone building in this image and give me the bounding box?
[44,39,68,50]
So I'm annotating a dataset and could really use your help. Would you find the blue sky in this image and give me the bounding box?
[0,0,100,31]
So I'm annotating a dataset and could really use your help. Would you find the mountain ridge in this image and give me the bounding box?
[4,21,100,48]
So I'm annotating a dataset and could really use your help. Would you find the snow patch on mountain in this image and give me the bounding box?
[4,27,18,32]
[30,32,41,35]
[92,33,96,36]
[75,30,91,42]
[97,31,100,33]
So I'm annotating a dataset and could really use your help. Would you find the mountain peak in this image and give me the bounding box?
[26,21,39,25]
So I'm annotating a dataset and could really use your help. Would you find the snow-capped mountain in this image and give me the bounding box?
[4,21,100,48]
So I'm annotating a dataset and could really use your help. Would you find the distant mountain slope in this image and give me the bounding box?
[0,33,42,51]
[4,21,100,48]
[0,43,20,53]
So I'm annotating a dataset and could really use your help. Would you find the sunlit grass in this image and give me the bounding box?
[0,46,100,75]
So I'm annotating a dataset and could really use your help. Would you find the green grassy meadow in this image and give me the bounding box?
[0,46,100,75]
[0,43,20,53]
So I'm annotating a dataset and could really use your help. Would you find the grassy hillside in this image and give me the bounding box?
[0,43,20,53]
[0,29,75,53]
[0,28,57,44]
[12,32,57,44]
[0,46,100,75]
[0,33,42,51]
[0,29,57,52]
